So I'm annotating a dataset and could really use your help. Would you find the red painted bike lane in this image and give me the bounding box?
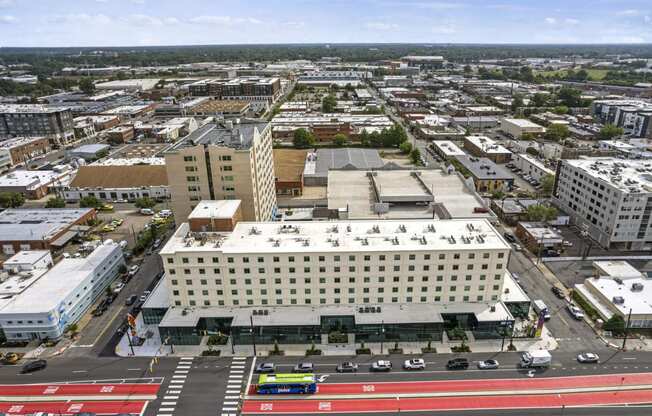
[0,400,147,415]
[242,389,652,413]
[0,383,160,398]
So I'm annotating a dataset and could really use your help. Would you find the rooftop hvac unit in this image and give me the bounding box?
[612,296,625,305]
[631,283,644,292]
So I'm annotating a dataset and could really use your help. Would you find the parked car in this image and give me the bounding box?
[336,362,358,373]
[403,358,426,370]
[513,243,523,252]
[577,352,599,363]
[117,325,128,336]
[3,352,20,364]
[477,359,500,369]
[128,265,139,277]
[446,358,469,370]
[125,295,138,306]
[114,282,125,293]
[568,304,585,320]
[551,286,565,299]
[152,239,162,249]
[503,233,516,243]
[139,290,151,303]
[370,360,392,372]
[140,208,155,215]
[542,249,560,257]
[293,362,314,373]
[21,359,47,374]
[255,362,276,373]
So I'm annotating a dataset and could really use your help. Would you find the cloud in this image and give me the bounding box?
[645,15,651,23]
[432,24,456,34]
[0,14,15,24]
[617,36,645,43]
[564,18,580,25]
[46,14,111,25]
[544,17,557,24]
[283,21,305,29]
[365,22,399,31]
[131,0,145,4]
[188,15,262,25]
[616,9,640,16]
[164,17,180,25]
[0,0,14,8]
[126,14,163,25]
[381,1,464,9]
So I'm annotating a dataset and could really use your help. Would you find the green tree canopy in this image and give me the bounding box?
[134,197,156,209]
[552,105,569,115]
[526,204,558,222]
[598,124,624,140]
[45,196,66,208]
[292,128,316,148]
[332,133,348,147]
[79,77,95,95]
[79,195,102,209]
[541,174,556,196]
[0,192,25,209]
[603,315,626,336]
[511,94,524,112]
[557,86,582,107]
[322,94,337,112]
[531,93,549,107]
[544,123,570,142]
[409,148,422,165]
[399,141,413,154]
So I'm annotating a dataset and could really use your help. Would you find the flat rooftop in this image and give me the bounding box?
[454,156,515,181]
[304,148,384,181]
[502,118,545,129]
[169,121,268,151]
[465,136,511,155]
[0,169,72,189]
[516,153,555,175]
[433,141,465,157]
[327,169,492,220]
[518,222,563,242]
[593,261,644,279]
[0,136,47,149]
[274,149,308,183]
[0,104,69,114]
[563,158,652,194]
[583,275,652,316]
[0,208,93,242]
[188,200,241,220]
[162,217,509,255]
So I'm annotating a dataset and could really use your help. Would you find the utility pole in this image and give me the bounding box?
[380,320,385,354]
[250,314,257,357]
[622,308,633,351]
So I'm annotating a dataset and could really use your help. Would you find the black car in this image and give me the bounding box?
[21,359,47,374]
[446,358,469,370]
[542,249,560,257]
[503,233,516,243]
[551,286,565,299]
[125,295,138,306]
[117,325,128,336]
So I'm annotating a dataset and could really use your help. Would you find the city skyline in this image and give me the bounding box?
[0,0,650,47]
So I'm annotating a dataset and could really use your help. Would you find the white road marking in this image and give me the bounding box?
[72,370,88,373]
[127,368,142,371]
[226,390,241,394]
[174,370,189,374]
[161,401,177,406]
[172,375,187,379]
[222,407,238,411]
[225,395,240,399]
[163,396,179,400]
[158,407,175,412]
[223,401,239,405]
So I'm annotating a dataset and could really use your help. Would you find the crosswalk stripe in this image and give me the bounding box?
[161,401,177,406]
[159,408,175,412]
[223,401,239,405]
[163,396,179,400]
[175,370,189,374]
[222,407,238,411]
[233,356,246,360]
[226,389,240,394]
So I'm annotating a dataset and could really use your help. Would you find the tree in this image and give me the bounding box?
[557,86,582,107]
[511,94,524,112]
[79,195,102,209]
[526,204,558,222]
[521,132,534,141]
[603,315,626,336]
[449,327,468,348]
[292,128,316,148]
[544,123,570,142]
[322,94,337,113]
[332,133,348,147]
[399,141,413,154]
[409,148,422,165]
[79,77,95,95]
[552,105,569,115]
[134,197,156,209]
[531,93,549,108]
[541,174,555,196]
[45,196,66,208]
[598,124,624,140]
[0,192,25,209]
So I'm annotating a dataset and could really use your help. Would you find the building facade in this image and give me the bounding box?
[593,99,652,139]
[552,158,652,250]
[0,105,75,147]
[164,120,277,222]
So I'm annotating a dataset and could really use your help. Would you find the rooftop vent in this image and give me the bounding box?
[631,282,644,292]
[613,296,625,305]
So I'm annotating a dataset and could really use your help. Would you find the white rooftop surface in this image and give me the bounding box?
[0,268,47,297]
[163,218,509,254]
[583,276,652,316]
[103,105,151,115]
[519,222,563,242]
[375,171,433,202]
[3,250,50,269]
[327,169,491,219]
[0,208,93,242]
[501,271,530,304]
[564,158,652,193]
[0,136,47,149]
[433,141,466,157]
[593,261,644,279]
[94,157,165,166]
[0,169,68,189]
[95,79,160,90]
[502,118,545,129]
[188,200,241,220]
[516,153,555,175]
[0,242,119,314]
[466,136,512,155]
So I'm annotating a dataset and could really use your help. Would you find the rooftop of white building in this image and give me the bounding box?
[582,275,652,317]
[563,158,652,194]
[502,118,546,129]
[516,153,555,175]
[0,136,47,149]
[432,141,466,156]
[161,218,510,255]
[188,200,241,220]
[465,135,511,155]
[0,168,73,190]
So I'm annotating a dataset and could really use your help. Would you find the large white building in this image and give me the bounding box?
[155,201,515,345]
[512,153,555,181]
[0,241,124,341]
[552,158,652,250]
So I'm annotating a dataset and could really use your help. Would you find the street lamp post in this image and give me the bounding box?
[250,314,257,357]
[380,320,385,354]
[622,308,633,351]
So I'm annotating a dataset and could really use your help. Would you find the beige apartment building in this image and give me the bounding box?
[164,120,277,222]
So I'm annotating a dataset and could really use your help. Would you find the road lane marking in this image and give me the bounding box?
[161,401,177,406]
[164,396,179,400]
[225,395,240,399]
[226,390,241,394]
[159,407,175,412]
[72,370,88,373]
[127,368,141,371]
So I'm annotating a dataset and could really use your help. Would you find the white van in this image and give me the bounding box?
[140,208,154,215]
[533,299,551,320]
[158,209,172,218]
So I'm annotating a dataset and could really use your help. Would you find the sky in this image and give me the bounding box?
[0,0,651,47]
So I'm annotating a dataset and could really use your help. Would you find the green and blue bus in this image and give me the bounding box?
[256,373,317,394]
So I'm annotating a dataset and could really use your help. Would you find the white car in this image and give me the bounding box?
[577,352,599,363]
[128,265,139,277]
[403,358,426,370]
[477,359,500,369]
[139,290,151,302]
[114,282,125,293]
[370,360,392,372]
[568,304,585,320]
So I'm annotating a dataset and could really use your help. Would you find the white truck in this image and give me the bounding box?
[520,350,552,368]
[533,299,551,321]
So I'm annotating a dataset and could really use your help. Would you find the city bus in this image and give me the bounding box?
[256,373,317,394]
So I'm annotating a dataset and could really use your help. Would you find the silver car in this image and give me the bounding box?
[477,359,500,369]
